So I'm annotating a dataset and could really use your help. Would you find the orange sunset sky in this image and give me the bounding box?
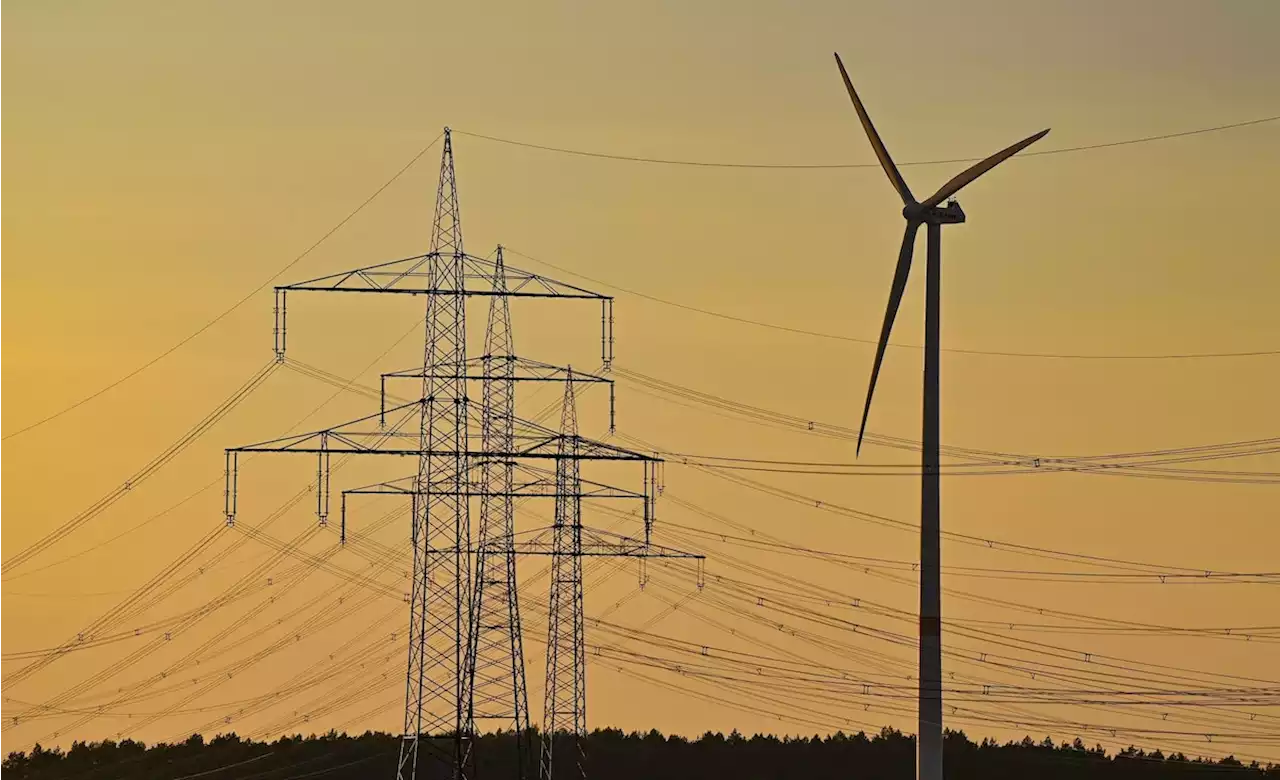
[3,0,1278,763]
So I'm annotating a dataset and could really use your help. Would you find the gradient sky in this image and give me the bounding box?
[4,0,1279,762]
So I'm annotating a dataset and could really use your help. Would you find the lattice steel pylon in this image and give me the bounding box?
[228,127,704,780]
[540,374,587,780]
[399,127,472,780]
[464,246,532,776]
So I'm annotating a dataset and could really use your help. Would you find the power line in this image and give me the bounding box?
[663,521,1280,586]
[455,115,1279,170]
[637,553,1280,739]
[619,430,1262,577]
[1,360,279,575]
[506,248,1280,360]
[622,571,1280,753]
[1,133,444,444]
[611,368,1280,487]
[1,313,431,584]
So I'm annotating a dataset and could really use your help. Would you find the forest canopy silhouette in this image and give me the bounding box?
[5,726,1277,779]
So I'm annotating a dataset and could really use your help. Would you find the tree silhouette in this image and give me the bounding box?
[4,727,1276,779]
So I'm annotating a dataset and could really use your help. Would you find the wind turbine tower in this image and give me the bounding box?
[833,52,1048,780]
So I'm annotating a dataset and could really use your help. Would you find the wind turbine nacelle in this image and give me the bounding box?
[905,200,966,225]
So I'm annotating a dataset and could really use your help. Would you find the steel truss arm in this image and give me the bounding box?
[381,358,616,433]
[279,252,609,300]
[227,400,639,460]
[223,408,661,528]
[272,252,615,366]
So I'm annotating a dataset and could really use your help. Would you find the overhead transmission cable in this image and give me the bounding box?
[505,247,1280,360]
[1,359,279,575]
[2,312,427,583]
[1,132,444,444]
[573,496,1280,742]
[10,414,422,727]
[622,568,1280,758]
[8,415,582,740]
[629,553,1279,743]
[648,519,1280,683]
[593,491,1280,727]
[455,115,1279,171]
[611,367,1280,484]
[617,429,1264,577]
[634,531,1280,740]
[663,520,1280,586]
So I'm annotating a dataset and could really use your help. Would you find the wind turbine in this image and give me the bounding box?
[833,52,1048,780]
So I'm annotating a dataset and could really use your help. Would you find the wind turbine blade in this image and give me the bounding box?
[834,53,915,206]
[921,128,1049,209]
[857,221,921,456]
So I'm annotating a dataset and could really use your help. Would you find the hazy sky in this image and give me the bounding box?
[3,0,1278,762]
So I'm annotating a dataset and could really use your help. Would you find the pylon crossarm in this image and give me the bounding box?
[514,434,660,463]
[341,476,419,496]
[466,254,607,300]
[518,528,702,560]
[283,402,589,446]
[512,462,641,497]
[226,398,422,452]
[234,128,675,780]
[231,444,651,461]
[509,541,702,559]
[222,397,643,459]
[276,253,608,301]
[382,358,618,435]
[385,357,612,384]
[340,477,642,501]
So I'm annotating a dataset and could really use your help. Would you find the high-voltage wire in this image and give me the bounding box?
[632,568,1280,758]
[663,520,1280,587]
[4,317,426,583]
[22,486,1280,768]
[17,524,329,748]
[652,518,1280,680]
[637,552,1280,741]
[3,504,409,727]
[457,116,1280,171]
[505,248,1280,361]
[613,367,1279,481]
[1,133,445,444]
[7,423,415,735]
[2,359,279,575]
[638,439,1269,576]
[596,502,1280,737]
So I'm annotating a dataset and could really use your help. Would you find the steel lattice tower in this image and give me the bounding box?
[540,375,587,780]
[228,127,703,780]
[465,246,533,775]
[399,128,472,780]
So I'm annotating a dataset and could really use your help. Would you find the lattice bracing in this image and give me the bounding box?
[225,127,700,780]
[465,247,533,778]
[540,376,587,780]
[398,128,471,780]
[227,407,649,463]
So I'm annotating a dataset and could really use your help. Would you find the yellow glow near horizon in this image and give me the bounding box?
[3,0,1278,763]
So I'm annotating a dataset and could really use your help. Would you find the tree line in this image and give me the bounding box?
[4,726,1276,779]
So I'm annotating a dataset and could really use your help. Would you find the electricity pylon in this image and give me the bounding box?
[540,374,586,780]
[228,128,703,780]
[398,127,473,780]
[466,247,531,773]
